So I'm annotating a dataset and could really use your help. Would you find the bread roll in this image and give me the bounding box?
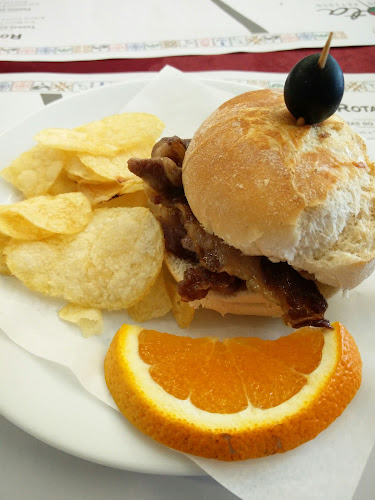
[182,89,375,289]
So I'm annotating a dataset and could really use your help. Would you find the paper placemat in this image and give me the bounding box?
[0,0,374,61]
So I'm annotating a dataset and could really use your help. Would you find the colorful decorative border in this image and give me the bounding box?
[0,31,348,57]
[241,80,375,92]
[2,77,375,94]
[0,79,109,93]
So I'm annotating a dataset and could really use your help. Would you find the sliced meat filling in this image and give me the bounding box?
[128,136,331,329]
[178,267,244,301]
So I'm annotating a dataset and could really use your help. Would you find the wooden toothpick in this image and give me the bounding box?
[318,32,333,70]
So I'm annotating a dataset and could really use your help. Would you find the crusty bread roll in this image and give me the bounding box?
[182,89,375,290]
[164,252,283,317]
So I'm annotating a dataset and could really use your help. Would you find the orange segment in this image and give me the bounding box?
[139,330,215,400]
[226,341,307,409]
[104,322,362,461]
[190,341,248,414]
[230,328,325,374]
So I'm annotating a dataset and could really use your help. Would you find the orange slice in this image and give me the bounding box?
[104,322,361,461]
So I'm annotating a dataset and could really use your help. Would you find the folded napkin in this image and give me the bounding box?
[0,66,374,500]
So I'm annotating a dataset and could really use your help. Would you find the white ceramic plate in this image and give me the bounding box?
[3,77,374,489]
[0,77,253,476]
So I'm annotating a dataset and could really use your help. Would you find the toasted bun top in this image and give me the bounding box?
[182,89,375,289]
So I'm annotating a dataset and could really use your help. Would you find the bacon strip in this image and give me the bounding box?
[128,157,183,201]
[178,267,243,301]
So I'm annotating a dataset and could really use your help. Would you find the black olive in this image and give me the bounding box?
[284,51,344,125]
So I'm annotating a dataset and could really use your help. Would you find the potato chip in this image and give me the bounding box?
[0,192,92,240]
[47,169,78,196]
[119,178,145,194]
[78,147,150,184]
[76,113,164,151]
[94,190,148,209]
[35,128,118,155]
[166,281,195,329]
[77,182,124,205]
[78,178,144,205]
[0,234,10,275]
[5,207,164,310]
[128,271,172,322]
[0,144,65,198]
[58,303,103,337]
[35,113,164,157]
[64,155,108,184]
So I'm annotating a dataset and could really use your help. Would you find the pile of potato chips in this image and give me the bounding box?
[0,112,194,336]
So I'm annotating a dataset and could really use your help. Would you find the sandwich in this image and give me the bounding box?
[128,89,375,328]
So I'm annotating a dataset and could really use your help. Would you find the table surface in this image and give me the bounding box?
[1,414,374,500]
[1,46,375,500]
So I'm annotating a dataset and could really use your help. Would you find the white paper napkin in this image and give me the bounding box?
[0,66,374,500]
[121,65,248,135]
